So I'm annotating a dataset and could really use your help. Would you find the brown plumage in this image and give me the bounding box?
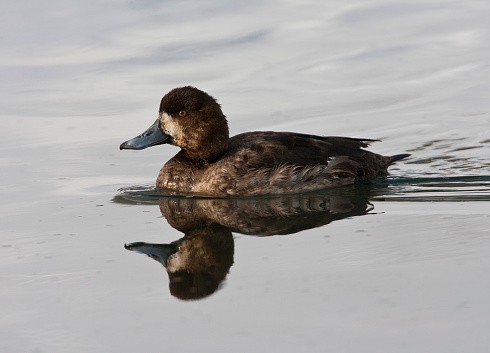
[120,86,409,196]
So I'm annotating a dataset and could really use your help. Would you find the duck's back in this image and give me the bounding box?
[227,131,378,169]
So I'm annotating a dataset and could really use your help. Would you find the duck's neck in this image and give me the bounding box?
[182,124,229,163]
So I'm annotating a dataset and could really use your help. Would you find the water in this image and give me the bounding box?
[1,0,490,352]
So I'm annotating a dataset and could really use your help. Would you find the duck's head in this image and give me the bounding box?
[120,86,229,162]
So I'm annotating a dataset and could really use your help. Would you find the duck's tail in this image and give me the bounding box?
[388,153,411,165]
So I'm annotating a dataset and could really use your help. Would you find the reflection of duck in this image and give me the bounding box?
[120,86,409,196]
[124,188,371,300]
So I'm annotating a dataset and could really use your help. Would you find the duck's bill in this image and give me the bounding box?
[120,119,171,150]
[124,242,176,267]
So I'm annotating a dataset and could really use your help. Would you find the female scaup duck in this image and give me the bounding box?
[120,86,409,196]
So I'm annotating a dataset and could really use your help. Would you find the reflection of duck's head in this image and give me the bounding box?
[125,223,234,301]
[166,225,234,300]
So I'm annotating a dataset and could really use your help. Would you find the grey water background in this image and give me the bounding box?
[1,0,490,352]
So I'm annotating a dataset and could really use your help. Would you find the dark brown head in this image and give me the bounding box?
[120,86,229,162]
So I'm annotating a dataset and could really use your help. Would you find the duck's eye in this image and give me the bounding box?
[178,110,187,117]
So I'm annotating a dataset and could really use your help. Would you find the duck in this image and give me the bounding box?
[120,86,409,196]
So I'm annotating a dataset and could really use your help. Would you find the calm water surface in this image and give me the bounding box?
[1,0,490,352]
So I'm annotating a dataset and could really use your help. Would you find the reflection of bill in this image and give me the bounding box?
[125,188,372,301]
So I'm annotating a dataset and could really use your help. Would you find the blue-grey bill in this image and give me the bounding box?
[120,119,171,150]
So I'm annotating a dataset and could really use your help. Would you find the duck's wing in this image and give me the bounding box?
[228,131,379,168]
